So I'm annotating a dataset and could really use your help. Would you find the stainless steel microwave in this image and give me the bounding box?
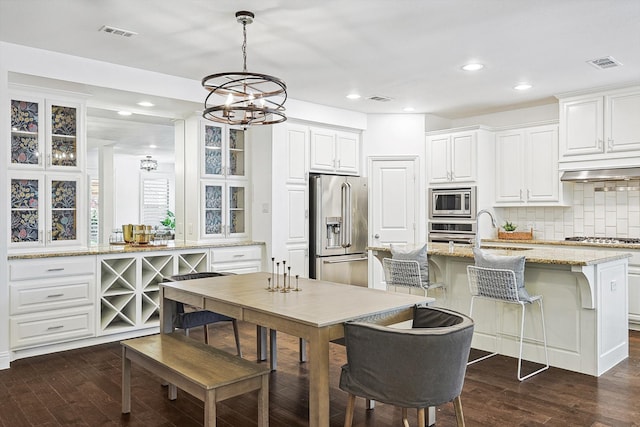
[429,187,476,219]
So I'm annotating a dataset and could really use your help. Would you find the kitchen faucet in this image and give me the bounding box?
[475,209,497,249]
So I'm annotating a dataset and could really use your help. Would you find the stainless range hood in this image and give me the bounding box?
[560,167,640,182]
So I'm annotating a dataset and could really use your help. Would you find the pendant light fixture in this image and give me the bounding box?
[140,155,158,171]
[202,11,287,126]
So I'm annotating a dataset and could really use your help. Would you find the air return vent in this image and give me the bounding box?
[99,25,138,38]
[587,56,622,70]
[367,95,393,102]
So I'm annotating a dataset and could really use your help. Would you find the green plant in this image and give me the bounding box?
[161,210,175,230]
[503,221,517,232]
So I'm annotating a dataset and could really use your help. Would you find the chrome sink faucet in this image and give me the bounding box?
[475,209,497,249]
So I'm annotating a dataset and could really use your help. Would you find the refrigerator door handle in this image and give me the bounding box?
[322,257,367,264]
[341,182,352,248]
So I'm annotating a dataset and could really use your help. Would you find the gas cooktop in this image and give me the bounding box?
[565,236,640,245]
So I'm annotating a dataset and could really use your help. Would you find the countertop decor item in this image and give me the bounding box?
[498,228,533,240]
[201,10,287,126]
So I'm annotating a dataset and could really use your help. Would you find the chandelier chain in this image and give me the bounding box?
[242,21,247,72]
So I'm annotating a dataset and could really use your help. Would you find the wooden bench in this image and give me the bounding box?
[121,333,270,427]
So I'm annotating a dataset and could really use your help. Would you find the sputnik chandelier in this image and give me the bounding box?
[202,11,287,126]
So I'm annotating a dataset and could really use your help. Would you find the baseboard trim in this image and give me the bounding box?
[0,351,10,370]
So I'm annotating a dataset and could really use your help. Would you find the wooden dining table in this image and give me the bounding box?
[160,271,432,427]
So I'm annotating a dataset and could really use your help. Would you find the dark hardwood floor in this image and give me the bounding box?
[1,323,639,426]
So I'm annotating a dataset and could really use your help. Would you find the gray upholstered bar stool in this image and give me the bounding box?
[466,264,549,381]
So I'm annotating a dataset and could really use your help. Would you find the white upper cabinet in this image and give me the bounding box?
[427,131,477,184]
[8,87,87,252]
[10,91,84,173]
[559,86,640,167]
[309,127,360,175]
[495,124,562,206]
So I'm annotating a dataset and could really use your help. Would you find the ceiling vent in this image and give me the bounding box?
[98,25,138,38]
[367,95,393,102]
[587,56,622,70]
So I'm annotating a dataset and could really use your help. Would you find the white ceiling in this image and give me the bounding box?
[2,0,640,155]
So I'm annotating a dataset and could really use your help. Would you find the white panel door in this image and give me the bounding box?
[370,158,417,246]
[370,157,418,289]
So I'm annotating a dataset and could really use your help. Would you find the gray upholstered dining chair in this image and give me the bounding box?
[165,272,242,357]
[339,306,474,427]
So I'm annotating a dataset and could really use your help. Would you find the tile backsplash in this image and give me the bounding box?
[495,180,640,240]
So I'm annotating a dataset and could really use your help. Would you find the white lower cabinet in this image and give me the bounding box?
[98,249,209,335]
[9,256,96,349]
[210,245,263,274]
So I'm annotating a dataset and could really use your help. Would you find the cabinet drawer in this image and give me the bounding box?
[10,257,95,281]
[10,306,95,349]
[211,246,262,263]
[10,279,94,315]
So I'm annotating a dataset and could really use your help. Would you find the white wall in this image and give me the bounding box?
[363,114,427,239]
[451,103,559,129]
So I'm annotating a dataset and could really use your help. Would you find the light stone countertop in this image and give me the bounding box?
[482,237,640,250]
[367,242,631,266]
[8,240,265,260]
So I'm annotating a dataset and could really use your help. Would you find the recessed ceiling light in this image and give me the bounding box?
[149,144,157,149]
[462,63,484,71]
[403,107,415,112]
[137,101,155,107]
[117,111,132,116]
[514,83,532,91]
[346,93,361,100]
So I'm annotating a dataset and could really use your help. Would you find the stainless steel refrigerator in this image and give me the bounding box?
[309,174,368,286]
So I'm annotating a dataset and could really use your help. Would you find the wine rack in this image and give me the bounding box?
[98,250,210,335]
[177,251,208,275]
[99,257,136,333]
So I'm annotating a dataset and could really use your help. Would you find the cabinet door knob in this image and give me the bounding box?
[374,234,380,239]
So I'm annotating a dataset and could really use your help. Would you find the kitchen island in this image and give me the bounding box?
[368,243,632,376]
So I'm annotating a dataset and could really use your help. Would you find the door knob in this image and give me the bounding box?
[374,234,380,239]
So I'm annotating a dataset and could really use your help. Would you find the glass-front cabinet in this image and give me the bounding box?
[10,92,82,172]
[201,122,245,178]
[8,88,86,251]
[201,181,247,239]
[9,173,85,250]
